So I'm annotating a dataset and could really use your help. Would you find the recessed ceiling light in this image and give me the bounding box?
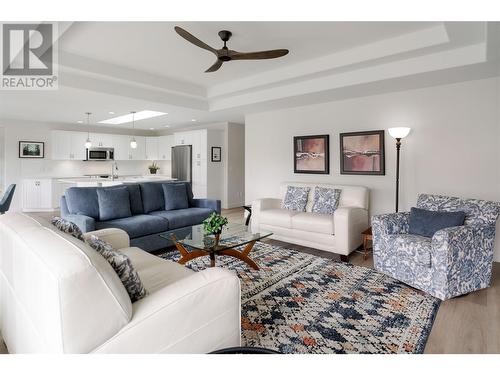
[108,111,115,115]
[77,120,83,123]
[149,128,155,130]
[99,110,167,125]
[191,119,197,122]
[163,125,170,128]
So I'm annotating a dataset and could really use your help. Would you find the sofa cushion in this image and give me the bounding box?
[292,212,335,235]
[140,182,165,213]
[259,208,299,229]
[95,214,169,239]
[65,187,99,219]
[390,234,432,267]
[162,183,189,210]
[311,187,341,215]
[97,186,132,221]
[282,186,310,212]
[150,207,213,230]
[409,207,465,238]
[51,216,84,240]
[84,235,147,302]
[119,247,193,293]
[123,184,144,215]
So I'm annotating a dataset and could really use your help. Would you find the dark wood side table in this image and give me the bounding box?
[243,205,252,226]
[361,227,373,260]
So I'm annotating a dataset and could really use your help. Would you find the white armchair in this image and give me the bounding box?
[251,183,369,258]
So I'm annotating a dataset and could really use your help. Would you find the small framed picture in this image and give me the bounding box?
[294,134,330,174]
[19,141,45,158]
[339,130,385,175]
[211,146,222,162]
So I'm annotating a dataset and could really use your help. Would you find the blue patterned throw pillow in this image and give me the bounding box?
[282,186,310,212]
[311,187,341,215]
[51,216,84,240]
[84,235,147,303]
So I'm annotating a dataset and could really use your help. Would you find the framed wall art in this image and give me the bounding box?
[19,141,45,159]
[293,134,329,174]
[339,130,385,175]
[211,146,222,162]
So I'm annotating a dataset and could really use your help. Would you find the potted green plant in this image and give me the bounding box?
[148,161,160,174]
[202,212,228,246]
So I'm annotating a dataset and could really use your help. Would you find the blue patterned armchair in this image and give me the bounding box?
[372,194,500,300]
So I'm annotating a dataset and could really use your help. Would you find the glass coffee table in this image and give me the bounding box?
[160,223,272,270]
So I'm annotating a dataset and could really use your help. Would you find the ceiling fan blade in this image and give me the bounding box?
[205,59,223,73]
[230,49,289,60]
[174,26,217,55]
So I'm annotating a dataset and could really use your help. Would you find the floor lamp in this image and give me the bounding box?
[388,127,411,212]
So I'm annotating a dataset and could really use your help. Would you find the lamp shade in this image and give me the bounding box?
[388,127,411,139]
[85,139,92,149]
[130,138,137,149]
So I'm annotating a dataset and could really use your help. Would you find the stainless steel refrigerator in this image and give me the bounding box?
[171,145,192,182]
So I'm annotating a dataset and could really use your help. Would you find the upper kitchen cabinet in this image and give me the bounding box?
[158,135,174,161]
[113,134,132,161]
[51,131,88,160]
[90,132,114,148]
[174,131,193,146]
[145,137,159,160]
[129,136,146,160]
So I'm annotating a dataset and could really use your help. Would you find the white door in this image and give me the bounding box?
[158,135,174,160]
[145,137,159,160]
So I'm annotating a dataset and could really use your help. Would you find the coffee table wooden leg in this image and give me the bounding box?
[175,242,208,265]
[363,235,368,260]
[219,240,259,270]
[210,252,216,267]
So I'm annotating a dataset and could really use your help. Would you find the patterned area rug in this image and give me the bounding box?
[159,242,440,354]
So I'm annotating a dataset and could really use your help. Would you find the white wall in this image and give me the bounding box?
[0,127,4,196]
[0,121,168,212]
[245,77,500,260]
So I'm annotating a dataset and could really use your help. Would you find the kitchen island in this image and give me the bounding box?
[57,175,177,187]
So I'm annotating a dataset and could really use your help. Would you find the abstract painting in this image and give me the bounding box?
[19,141,45,158]
[340,130,385,175]
[294,135,329,174]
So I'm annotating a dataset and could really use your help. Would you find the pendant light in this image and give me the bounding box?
[130,111,137,149]
[84,112,92,149]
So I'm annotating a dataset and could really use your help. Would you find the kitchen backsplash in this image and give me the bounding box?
[20,159,172,178]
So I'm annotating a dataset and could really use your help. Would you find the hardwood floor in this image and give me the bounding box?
[2,208,498,353]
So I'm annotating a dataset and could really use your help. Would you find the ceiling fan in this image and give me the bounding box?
[174,26,289,73]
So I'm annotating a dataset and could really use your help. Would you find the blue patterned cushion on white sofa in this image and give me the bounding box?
[311,187,341,215]
[282,186,310,212]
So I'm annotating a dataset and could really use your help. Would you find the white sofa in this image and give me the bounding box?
[0,213,241,353]
[252,182,369,258]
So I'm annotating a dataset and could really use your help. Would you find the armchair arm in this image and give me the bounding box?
[430,224,496,299]
[191,198,221,214]
[84,228,130,250]
[62,214,96,233]
[372,212,410,237]
[92,268,241,353]
[334,207,369,254]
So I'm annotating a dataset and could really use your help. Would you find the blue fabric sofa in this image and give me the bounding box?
[60,181,221,252]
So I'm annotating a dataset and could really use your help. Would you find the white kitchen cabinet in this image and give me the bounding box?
[90,133,114,148]
[112,135,132,161]
[51,131,88,160]
[22,179,54,212]
[145,137,159,160]
[158,135,174,160]
[130,136,146,160]
[174,131,193,146]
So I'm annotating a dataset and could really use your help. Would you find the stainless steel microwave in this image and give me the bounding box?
[86,147,114,161]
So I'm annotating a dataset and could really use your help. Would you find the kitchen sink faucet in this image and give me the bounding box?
[111,161,119,180]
